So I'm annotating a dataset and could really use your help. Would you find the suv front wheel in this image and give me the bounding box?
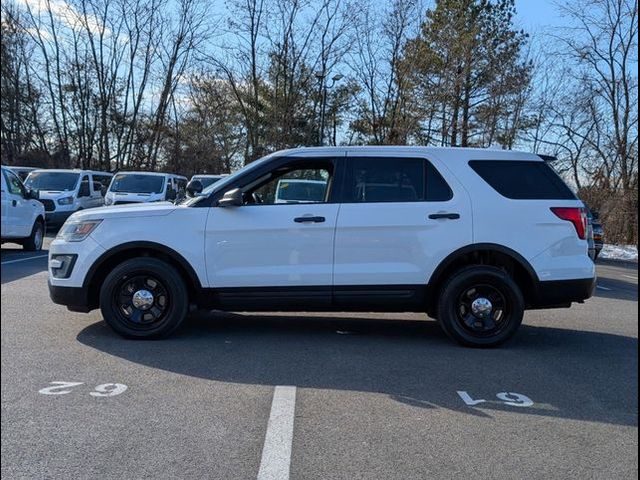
[100,257,188,338]
[437,266,524,347]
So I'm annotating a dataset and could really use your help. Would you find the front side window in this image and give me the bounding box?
[110,174,165,194]
[25,172,80,192]
[4,170,25,197]
[78,176,91,197]
[343,157,452,203]
[244,163,333,205]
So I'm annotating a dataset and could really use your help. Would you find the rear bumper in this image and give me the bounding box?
[530,276,596,309]
[48,282,93,312]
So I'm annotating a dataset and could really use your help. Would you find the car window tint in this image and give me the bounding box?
[344,157,452,203]
[469,160,576,200]
[425,162,453,201]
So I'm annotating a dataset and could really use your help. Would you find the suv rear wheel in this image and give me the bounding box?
[437,266,524,347]
[99,257,188,338]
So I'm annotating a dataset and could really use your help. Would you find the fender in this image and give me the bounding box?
[428,243,540,286]
[83,241,203,291]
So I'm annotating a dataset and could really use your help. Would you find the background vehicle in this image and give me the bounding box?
[585,207,605,260]
[48,147,595,347]
[1,166,45,250]
[190,174,228,190]
[274,178,327,203]
[105,172,187,205]
[24,169,111,227]
[7,166,38,181]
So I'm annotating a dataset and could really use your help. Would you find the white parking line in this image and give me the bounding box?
[1,254,48,265]
[622,274,638,280]
[596,285,612,291]
[257,386,297,480]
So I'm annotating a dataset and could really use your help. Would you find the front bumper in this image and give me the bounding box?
[45,210,75,226]
[48,282,93,312]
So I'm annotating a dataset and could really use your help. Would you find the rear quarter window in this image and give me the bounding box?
[469,160,576,200]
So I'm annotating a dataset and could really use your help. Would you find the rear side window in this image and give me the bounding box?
[469,160,576,200]
[343,157,453,203]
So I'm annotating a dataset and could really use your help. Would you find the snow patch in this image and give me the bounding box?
[599,244,638,262]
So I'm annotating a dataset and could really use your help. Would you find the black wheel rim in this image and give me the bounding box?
[456,284,510,337]
[112,273,170,329]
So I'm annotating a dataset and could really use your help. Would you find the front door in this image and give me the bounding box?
[205,158,338,306]
[2,169,32,237]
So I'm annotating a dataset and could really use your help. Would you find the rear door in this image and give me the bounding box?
[333,154,473,292]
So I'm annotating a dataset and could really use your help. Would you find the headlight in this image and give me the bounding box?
[57,196,74,205]
[105,197,113,206]
[57,219,102,242]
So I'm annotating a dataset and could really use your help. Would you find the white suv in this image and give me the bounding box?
[48,147,596,347]
[1,166,46,250]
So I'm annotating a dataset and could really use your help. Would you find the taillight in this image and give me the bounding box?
[551,207,587,239]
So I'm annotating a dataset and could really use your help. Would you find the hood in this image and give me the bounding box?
[106,191,164,201]
[38,190,75,199]
[69,202,177,221]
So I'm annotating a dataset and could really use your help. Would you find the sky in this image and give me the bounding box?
[516,0,564,29]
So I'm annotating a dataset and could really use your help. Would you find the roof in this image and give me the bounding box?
[29,169,113,174]
[275,146,545,161]
[114,171,187,178]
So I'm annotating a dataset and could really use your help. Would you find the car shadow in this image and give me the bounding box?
[595,275,638,301]
[77,312,638,427]
[0,246,49,284]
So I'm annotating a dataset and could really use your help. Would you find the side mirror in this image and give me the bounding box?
[166,188,177,201]
[26,188,40,200]
[186,179,204,197]
[100,185,107,196]
[218,188,243,207]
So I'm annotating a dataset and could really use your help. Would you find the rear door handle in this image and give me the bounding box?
[428,213,460,220]
[294,216,326,223]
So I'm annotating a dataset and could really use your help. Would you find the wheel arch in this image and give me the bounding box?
[426,243,539,314]
[83,241,203,310]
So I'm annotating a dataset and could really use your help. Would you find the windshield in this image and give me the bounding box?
[110,174,165,194]
[25,172,80,191]
[193,176,222,189]
[277,180,327,202]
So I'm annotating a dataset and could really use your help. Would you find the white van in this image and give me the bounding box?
[7,166,38,182]
[105,172,187,206]
[24,169,113,226]
[1,166,46,250]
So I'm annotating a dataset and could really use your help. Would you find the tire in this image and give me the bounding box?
[99,257,188,339]
[23,218,44,251]
[437,266,524,348]
[593,250,600,261]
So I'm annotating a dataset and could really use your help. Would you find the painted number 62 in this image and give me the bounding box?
[39,382,127,397]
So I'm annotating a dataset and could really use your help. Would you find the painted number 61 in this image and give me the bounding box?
[458,391,534,407]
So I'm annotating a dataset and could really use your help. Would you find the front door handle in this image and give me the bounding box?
[12,200,17,207]
[294,216,326,223]
[428,213,460,220]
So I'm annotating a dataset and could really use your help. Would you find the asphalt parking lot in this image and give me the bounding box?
[1,239,638,479]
